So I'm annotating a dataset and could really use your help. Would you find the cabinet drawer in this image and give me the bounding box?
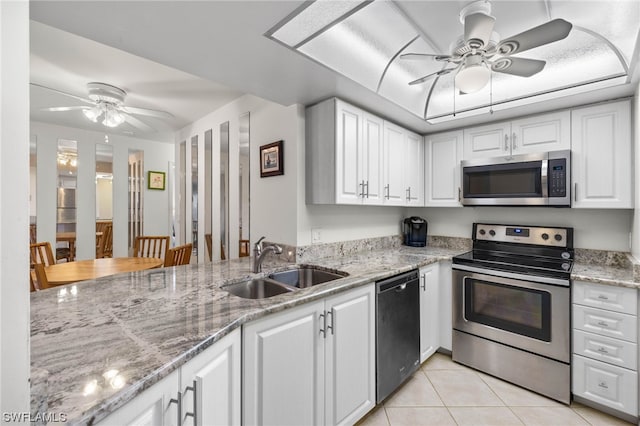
[573,329,637,370]
[572,354,638,416]
[573,305,637,343]
[573,281,637,315]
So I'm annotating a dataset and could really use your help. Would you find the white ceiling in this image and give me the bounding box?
[30,1,640,135]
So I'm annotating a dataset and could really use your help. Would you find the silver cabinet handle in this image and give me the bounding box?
[359,180,365,198]
[169,391,182,426]
[406,187,411,201]
[319,312,326,337]
[385,184,390,200]
[365,181,369,198]
[185,380,197,425]
[512,132,517,150]
[597,347,609,354]
[574,183,577,202]
[504,135,509,152]
[598,381,609,389]
[597,294,609,300]
[420,274,426,291]
[458,187,461,202]
[327,309,334,335]
[597,321,609,327]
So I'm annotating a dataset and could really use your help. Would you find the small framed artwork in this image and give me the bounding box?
[147,170,166,190]
[260,140,284,178]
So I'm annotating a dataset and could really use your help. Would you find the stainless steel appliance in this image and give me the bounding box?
[403,217,427,247]
[452,223,573,404]
[376,269,420,402]
[461,150,570,206]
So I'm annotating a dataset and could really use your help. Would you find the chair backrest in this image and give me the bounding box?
[30,242,55,267]
[133,236,170,263]
[165,243,193,267]
[205,233,212,262]
[97,223,113,258]
[96,220,112,233]
[32,262,51,290]
[29,224,37,244]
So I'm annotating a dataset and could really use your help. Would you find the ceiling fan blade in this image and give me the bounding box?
[400,53,453,62]
[30,83,94,105]
[464,13,496,48]
[41,106,90,112]
[122,113,155,133]
[121,106,173,119]
[409,68,457,86]
[496,19,572,55]
[491,57,546,77]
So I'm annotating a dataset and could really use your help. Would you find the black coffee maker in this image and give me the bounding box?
[403,217,427,247]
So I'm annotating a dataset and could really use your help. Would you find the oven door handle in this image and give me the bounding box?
[541,159,548,199]
[452,263,570,287]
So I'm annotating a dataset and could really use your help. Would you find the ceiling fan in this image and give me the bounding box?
[401,0,572,94]
[32,82,173,132]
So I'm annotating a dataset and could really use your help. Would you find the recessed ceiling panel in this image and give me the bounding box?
[299,1,417,91]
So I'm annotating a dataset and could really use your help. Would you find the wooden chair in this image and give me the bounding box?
[239,240,250,257]
[32,263,51,290]
[133,236,170,264]
[165,243,193,267]
[30,270,37,292]
[29,224,37,244]
[96,223,113,258]
[30,242,55,267]
[205,234,212,261]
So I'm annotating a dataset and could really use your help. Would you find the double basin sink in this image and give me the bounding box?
[223,266,348,299]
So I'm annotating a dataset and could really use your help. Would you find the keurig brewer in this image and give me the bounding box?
[403,217,427,247]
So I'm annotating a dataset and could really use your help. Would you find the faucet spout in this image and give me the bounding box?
[252,237,282,273]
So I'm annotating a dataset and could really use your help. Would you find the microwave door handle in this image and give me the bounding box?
[541,159,548,198]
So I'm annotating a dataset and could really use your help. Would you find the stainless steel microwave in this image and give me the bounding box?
[461,150,570,207]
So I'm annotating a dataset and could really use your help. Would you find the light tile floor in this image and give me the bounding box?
[358,353,633,426]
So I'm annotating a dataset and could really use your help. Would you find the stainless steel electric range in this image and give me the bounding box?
[451,223,574,404]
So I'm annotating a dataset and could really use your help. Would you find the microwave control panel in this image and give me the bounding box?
[548,158,567,197]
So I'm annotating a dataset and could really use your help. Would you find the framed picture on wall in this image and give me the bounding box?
[260,140,284,177]
[147,170,166,190]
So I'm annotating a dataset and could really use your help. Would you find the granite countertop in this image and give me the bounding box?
[30,246,461,425]
[30,244,640,425]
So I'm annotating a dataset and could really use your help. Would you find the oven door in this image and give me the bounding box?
[453,268,570,363]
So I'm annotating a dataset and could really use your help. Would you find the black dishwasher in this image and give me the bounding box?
[376,269,420,402]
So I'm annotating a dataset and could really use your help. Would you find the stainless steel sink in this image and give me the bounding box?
[223,278,296,299]
[269,266,348,289]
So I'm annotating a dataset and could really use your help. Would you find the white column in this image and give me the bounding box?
[0,0,30,421]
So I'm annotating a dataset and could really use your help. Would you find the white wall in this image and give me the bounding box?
[633,83,640,259]
[176,94,301,261]
[0,0,30,418]
[31,122,174,259]
[407,207,633,251]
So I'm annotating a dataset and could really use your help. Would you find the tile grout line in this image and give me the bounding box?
[419,366,460,425]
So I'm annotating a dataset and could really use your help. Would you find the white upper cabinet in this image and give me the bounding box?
[307,98,424,207]
[425,130,463,207]
[463,111,570,159]
[571,100,632,209]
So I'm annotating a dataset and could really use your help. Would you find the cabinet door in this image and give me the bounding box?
[572,100,632,208]
[405,131,424,206]
[362,113,384,205]
[420,263,440,362]
[99,370,180,426]
[425,130,463,207]
[382,121,406,206]
[463,121,511,159]
[335,100,363,204]
[243,301,325,426]
[181,329,241,426]
[325,285,376,426]
[510,111,570,154]
[438,261,453,351]
[573,354,638,416]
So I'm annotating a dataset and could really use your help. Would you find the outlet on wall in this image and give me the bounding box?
[311,228,322,244]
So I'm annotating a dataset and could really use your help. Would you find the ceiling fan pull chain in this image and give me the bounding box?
[489,72,494,114]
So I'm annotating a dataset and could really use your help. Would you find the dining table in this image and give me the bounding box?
[44,257,164,286]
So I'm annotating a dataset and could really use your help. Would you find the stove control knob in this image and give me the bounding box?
[479,229,486,236]
[561,252,571,260]
[541,233,549,240]
[554,234,563,241]
[561,263,571,271]
[489,230,496,237]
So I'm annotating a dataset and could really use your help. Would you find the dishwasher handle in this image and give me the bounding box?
[377,270,419,293]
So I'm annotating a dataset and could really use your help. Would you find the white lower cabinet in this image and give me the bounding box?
[438,261,453,352]
[419,263,440,362]
[572,281,638,418]
[243,284,376,426]
[99,328,241,426]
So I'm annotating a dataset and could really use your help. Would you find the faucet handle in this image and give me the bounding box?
[255,236,266,250]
